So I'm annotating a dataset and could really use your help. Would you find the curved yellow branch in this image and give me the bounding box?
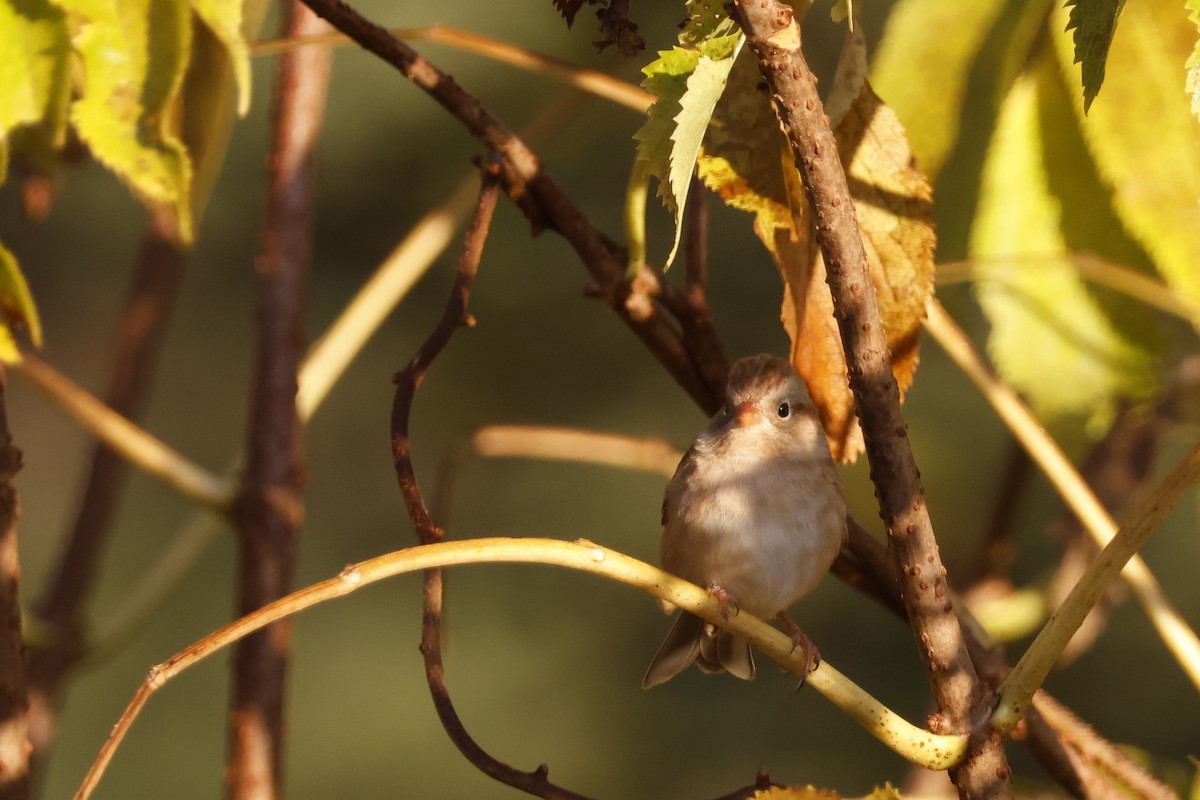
[75,538,967,799]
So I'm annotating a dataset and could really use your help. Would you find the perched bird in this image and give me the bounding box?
[643,354,847,689]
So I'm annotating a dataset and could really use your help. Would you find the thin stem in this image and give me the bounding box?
[226,4,329,795]
[296,172,480,419]
[25,208,186,761]
[73,537,969,800]
[391,163,597,799]
[457,425,680,475]
[0,367,30,799]
[937,254,1200,327]
[1029,693,1175,799]
[924,298,1200,692]
[431,425,680,528]
[994,438,1200,732]
[297,0,720,412]
[11,354,233,509]
[251,25,653,112]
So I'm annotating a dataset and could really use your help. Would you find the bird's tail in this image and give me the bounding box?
[642,612,756,688]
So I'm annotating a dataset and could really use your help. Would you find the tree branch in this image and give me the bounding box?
[27,208,187,758]
[728,3,1010,796]
[74,537,970,800]
[226,4,329,795]
[296,0,723,413]
[0,368,29,799]
[923,298,1200,689]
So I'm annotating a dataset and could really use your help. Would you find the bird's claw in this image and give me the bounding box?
[777,612,820,690]
[707,584,739,622]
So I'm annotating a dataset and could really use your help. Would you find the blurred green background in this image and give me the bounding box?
[3,1,1198,797]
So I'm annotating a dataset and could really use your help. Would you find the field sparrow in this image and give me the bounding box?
[643,354,847,689]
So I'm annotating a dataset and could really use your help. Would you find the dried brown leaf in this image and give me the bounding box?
[699,41,935,461]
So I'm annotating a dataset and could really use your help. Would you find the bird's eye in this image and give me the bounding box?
[777,402,790,419]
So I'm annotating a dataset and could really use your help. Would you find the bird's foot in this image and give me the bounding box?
[776,612,820,689]
[707,583,739,622]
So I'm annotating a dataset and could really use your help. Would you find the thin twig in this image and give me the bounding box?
[937,254,1200,329]
[26,208,187,759]
[389,162,594,800]
[924,298,1200,691]
[297,172,481,419]
[72,537,970,800]
[1044,405,1155,666]
[0,367,30,799]
[729,3,1009,796]
[11,354,233,509]
[430,424,680,530]
[1029,693,1175,799]
[252,25,653,112]
[226,4,329,795]
[958,442,1029,587]
[674,176,728,393]
[994,437,1200,733]
[297,0,722,412]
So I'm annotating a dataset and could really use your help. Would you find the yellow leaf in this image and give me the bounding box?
[872,0,1012,181]
[0,240,43,360]
[0,0,70,141]
[56,0,195,243]
[1051,0,1200,316]
[970,60,1159,425]
[783,80,935,461]
[190,0,251,116]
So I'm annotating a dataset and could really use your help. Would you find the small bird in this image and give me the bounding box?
[643,354,847,689]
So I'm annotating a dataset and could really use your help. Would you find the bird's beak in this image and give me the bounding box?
[733,401,762,428]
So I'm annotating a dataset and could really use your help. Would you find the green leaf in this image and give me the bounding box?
[678,0,738,46]
[0,240,43,360]
[190,0,251,116]
[1064,0,1125,113]
[1185,0,1200,124]
[970,61,1159,427]
[0,0,70,147]
[633,34,742,268]
[1052,0,1200,318]
[55,0,195,243]
[872,0,1052,263]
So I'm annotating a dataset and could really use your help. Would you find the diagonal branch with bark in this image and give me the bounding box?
[728,1,1011,797]
[298,0,727,413]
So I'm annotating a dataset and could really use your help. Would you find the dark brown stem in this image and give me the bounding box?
[959,442,1030,587]
[27,207,186,756]
[226,4,329,796]
[1028,693,1174,799]
[296,0,723,413]
[0,368,29,799]
[390,163,593,800]
[674,177,728,393]
[730,2,1009,796]
[1044,403,1155,664]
